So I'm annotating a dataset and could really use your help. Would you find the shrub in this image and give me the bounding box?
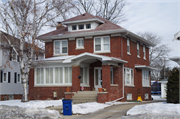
[166,67,179,103]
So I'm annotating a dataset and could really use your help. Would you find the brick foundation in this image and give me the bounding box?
[0,94,22,101]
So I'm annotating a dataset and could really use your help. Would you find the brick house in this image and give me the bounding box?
[29,13,155,103]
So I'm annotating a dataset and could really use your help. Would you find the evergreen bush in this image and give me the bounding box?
[166,67,179,103]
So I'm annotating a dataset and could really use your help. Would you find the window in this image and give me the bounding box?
[72,25,77,30]
[35,67,72,85]
[142,70,150,86]
[3,72,7,83]
[127,93,132,100]
[110,68,113,84]
[8,72,11,83]
[79,24,84,30]
[80,67,89,86]
[86,24,91,29]
[17,74,21,83]
[76,38,84,48]
[143,45,146,59]
[11,49,17,61]
[127,38,130,54]
[54,40,68,55]
[145,93,149,99]
[94,36,110,52]
[137,43,140,57]
[9,95,14,100]
[124,68,134,85]
[14,72,17,83]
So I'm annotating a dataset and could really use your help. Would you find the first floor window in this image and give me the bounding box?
[110,68,113,84]
[36,68,44,84]
[55,67,63,84]
[17,74,21,83]
[124,68,134,85]
[145,93,149,99]
[127,93,132,100]
[142,70,150,86]
[54,40,68,55]
[80,67,89,85]
[3,72,7,82]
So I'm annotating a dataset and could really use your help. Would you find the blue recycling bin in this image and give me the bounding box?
[62,99,72,116]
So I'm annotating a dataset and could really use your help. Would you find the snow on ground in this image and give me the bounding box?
[152,95,166,101]
[0,99,62,108]
[127,102,180,116]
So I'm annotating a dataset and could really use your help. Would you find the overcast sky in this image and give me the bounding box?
[120,0,180,68]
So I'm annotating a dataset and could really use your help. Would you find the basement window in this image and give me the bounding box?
[127,93,132,100]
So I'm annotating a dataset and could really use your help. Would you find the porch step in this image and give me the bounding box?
[72,91,98,104]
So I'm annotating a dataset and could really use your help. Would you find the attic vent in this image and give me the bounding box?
[82,14,85,16]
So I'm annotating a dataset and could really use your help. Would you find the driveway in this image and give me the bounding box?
[62,101,163,119]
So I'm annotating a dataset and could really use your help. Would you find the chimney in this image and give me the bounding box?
[56,22,64,30]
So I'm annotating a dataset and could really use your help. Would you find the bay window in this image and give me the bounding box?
[94,36,110,52]
[54,40,68,55]
[124,68,134,86]
[142,70,150,86]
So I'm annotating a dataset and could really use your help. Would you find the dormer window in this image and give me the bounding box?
[79,24,84,30]
[86,24,91,29]
[72,25,77,30]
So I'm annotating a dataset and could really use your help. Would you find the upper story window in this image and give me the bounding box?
[127,38,130,55]
[124,67,134,86]
[86,24,91,29]
[94,36,110,52]
[76,38,84,49]
[79,24,84,30]
[143,45,146,59]
[72,25,77,30]
[142,70,150,87]
[54,40,68,55]
[137,43,140,57]
[10,48,18,62]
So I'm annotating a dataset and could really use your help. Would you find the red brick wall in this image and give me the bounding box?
[72,66,81,92]
[64,93,74,99]
[97,93,108,103]
[45,42,53,58]
[0,94,22,100]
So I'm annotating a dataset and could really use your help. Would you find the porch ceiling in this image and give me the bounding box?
[135,65,157,70]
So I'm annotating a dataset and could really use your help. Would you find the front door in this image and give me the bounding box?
[94,67,102,91]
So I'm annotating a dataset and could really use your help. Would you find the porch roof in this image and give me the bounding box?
[62,52,128,64]
[135,65,157,70]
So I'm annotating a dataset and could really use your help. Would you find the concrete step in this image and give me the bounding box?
[72,96,97,99]
[77,91,98,94]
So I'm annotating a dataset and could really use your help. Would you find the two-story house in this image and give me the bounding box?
[0,31,44,101]
[29,13,155,103]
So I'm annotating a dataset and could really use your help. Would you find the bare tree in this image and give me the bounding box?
[0,0,72,102]
[138,32,171,80]
[70,0,128,24]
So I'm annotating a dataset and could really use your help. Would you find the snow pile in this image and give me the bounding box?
[0,105,62,119]
[127,103,180,116]
[72,102,110,114]
[0,99,62,108]
[152,95,166,101]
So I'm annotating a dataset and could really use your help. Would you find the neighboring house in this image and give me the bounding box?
[151,81,161,95]
[0,31,44,101]
[29,13,155,103]
[158,79,168,98]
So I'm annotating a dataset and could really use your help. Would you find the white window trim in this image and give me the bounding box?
[3,72,8,83]
[94,36,110,53]
[142,70,150,87]
[137,43,140,58]
[80,67,89,86]
[143,45,146,60]
[127,38,131,55]
[127,93,132,100]
[34,67,72,86]
[11,49,18,62]
[76,38,84,49]
[17,74,21,83]
[124,67,134,86]
[54,40,68,55]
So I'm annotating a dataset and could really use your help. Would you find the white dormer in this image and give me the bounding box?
[63,18,104,32]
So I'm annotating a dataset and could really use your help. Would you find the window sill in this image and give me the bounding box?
[76,47,84,50]
[80,85,90,87]
[143,57,146,60]
[53,54,68,57]
[137,56,140,58]
[34,85,72,87]
[111,84,119,86]
[127,99,132,101]
[125,85,135,87]
[142,86,151,88]
[94,51,111,54]
[127,52,131,55]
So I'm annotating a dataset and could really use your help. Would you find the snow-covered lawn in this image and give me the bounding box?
[127,102,180,116]
[0,99,62,108]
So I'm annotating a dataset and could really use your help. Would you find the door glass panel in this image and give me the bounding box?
[95,69,98,85]
[65,67,68,83]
